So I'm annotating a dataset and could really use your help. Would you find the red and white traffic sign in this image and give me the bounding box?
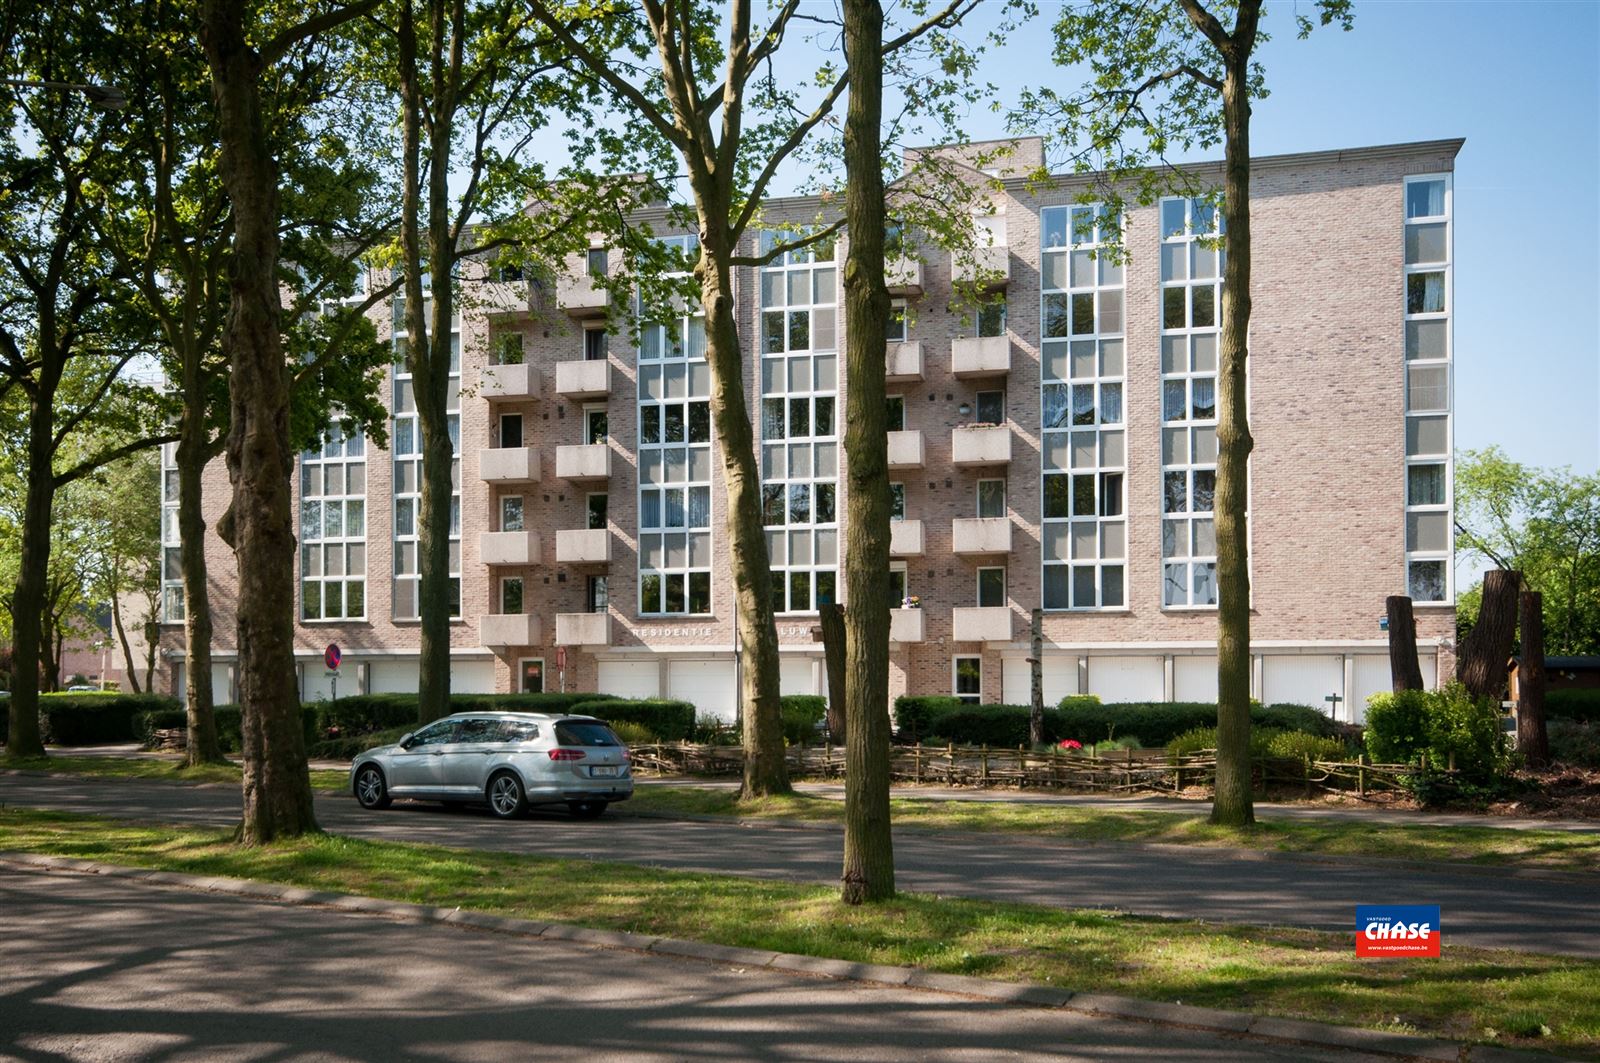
[324,643,342,671]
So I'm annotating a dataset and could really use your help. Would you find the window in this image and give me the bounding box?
[583,327,608,361]
[587,493,608,530]
[1041,203,1126,611]
[501,577,523,614]
[499,414,523,449]
[886,300,907,343]
[585,248,608,277]
[976,299,1006,338]
[587,575,609,613]
[495,261,523,283]
[1403,174,1453,603]
[760,228,839,614]
[584,406,608,445]
[494,332,524,366]
[977,479,1006,518]
[519,658,545,693]
[639,235,713,617]
[889,482,905,522]
[409,719,457,748]
[392,307,460,621]
[299,424,367,621]
[159,444,183,623]
[954,656,981,705]
[501,495,523,532]
[885,395,905,432]
[977,567,1006,608]
[889,563,907,606]
[976,390,1005,425]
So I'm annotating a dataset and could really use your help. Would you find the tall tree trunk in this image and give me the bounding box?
[1516,590,1548,769]
[1209,30,1257,828]
[695,238,790,797]
[7,382,55,759]
[1457,568,1519,700]
[1385,595,1425,692]
[1029,608,1045,746]
[110,584,142,694]
[202,0,318,842]
[177,413,225,764]
[819,603,846,739]
[838,0,895,904]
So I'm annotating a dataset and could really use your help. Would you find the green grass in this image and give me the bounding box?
[628,787,1600,874]
[1,755,351,793]
[0,807,1594,1058]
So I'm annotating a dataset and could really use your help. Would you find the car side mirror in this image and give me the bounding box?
[398,732,415,750]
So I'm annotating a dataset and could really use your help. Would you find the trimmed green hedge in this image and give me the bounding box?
[891,696,1335,748]
[573,698,695,742]
[310,692,618,737]
[308,725,411,762]
[0,693,181,747]
[892,696,965,743]
[781,695,827,744]
[1547,688,1600,723]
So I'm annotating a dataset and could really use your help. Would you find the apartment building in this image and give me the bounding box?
[157,136,1461,725]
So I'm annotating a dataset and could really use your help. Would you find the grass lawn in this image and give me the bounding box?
[628,787,1600,874]
[0,807,1593,1058]
[1,755,351,793]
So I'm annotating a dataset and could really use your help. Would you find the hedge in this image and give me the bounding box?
[1056,699,1337,747]
[892,696,965,743]
[308,692,618,737]
[1547,688,1600,723]
[780,695,827,744]
[308,725,411,762]
[0,693,181,747]
[572,698,695,742]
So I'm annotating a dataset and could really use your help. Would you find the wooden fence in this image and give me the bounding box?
[628,741,1454,798]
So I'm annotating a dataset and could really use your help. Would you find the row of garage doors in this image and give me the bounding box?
[598,657,820,724]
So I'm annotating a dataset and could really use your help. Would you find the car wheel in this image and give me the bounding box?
[567,800,607,819]
[486,771,528,819]
[354,764,391,810]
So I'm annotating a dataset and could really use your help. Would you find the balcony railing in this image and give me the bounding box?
[479,530,542,567]
[885,341,924,383]
[556,528,611,565]
[479,362,541,400]
[886,429,924,470]
[951,517,1012,555]
[556,271,608,317]
[480,612,541,650]
[556,443,611,482]
[889,519,924,557]
[952,606,1011,643]
[885,255,923,297]
[950,424,1011,466]
[951,335,1012,378]
[479,446,541,483]
[554,359,610,400]
[555,612,610,647]
[889,608,924,644]
[952,243,1010,289]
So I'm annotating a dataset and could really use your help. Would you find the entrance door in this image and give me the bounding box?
[519,658,545,693]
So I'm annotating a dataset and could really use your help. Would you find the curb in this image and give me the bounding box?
[0,850,1553,1062]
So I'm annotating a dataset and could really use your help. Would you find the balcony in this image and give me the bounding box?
[554,359,610,400]
[951,424,1011,466]
[952,606,1012,644]
[951,336,1011,378]
[556,528,611,565]
[556,443,611,482]
[556,271,608,318]
[885,255,923,297]
[889,608,925,644]
[952,244,1010,289]
[480,612,541,650]
[479,446,540,483]
[886,429,924,470]
[952,517,1012,555]
[889,519,924,557]
[885,341,924,383]
[479,362,541,401]
[555,612,611,647]
[479,531,542,567]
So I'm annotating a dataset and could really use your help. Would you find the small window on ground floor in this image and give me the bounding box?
[954,656,981,705]
[520,658,545,693]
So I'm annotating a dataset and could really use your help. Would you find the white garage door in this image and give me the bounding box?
[1087,656,1163,703]
[781,656,819,697]
[1262,655,1343,710]
[369,660,417,694]
[1002,655,1078,705]
[452,660,495,694]
[669,659,738,723]
[598,660,660,701]
[1419,653,1438,690]
[1173,656,1218,702]
[1350,655,1392,724]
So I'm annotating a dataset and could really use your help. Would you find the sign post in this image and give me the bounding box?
[1324,691,1343,722]
[556,646,567,693]
[325,643,342,705]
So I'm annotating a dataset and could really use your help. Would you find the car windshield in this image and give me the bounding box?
[554,721,620,747]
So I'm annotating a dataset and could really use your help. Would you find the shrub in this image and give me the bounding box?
[1548,719,1600,768]
[1366,683,1507,782]
[692,713,740,745]
[1263,730,1349,762]
[607,721,655,745]
[892,696,964,743]
[308,725,411,762]
[1055,699,1334,748]
[1166,727,1218,757]
[1547,688,1600,723]
[26,693,180,746]
[574,698,695,741]
[923,704,1061,747]
[1364,689,1430,764]
[780,695,827,744]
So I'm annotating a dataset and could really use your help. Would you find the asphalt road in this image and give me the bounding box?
[0,865,1393,1062]
[3,773,1597,956]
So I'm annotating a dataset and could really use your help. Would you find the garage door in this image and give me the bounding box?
[781,656,819,697]
[1262,655,1343,710]
[1086,656,1163,703]
[1173,656,1218,702]
[369,660,417,694]
[669,659,738,723]
[1419,653,1438,690]
[598,660,660,701]
[453,660,495,694]
[1350,656,1393,724]
[1001,655,1078,705]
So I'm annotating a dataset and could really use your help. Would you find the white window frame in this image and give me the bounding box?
[586,491,609,530]
[391,307,461,622]
[582,324,608,361]
[159,444,183,623]
[953,655,982,705]
[499,411,523,449]
[886,298,908,343]
[976,478,1006,519]
[1401,173,1454,605]
[500,494,524,532]
[299,425,368,623]
[501,575,524,615]
[582,403,608,445]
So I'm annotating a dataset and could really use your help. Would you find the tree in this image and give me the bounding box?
[1517,589,1548,769]
[79,452,160,696]
[1456,447,1600,657]
[1024,0,1351,826]
[1,10,173,759]
[1456,568,1518,701]
[198,0,377,841]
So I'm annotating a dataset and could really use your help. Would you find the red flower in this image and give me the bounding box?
[1058,739,1082,750]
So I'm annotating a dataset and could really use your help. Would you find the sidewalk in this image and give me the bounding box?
[53,743,1600,833]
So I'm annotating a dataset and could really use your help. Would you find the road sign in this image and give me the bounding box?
[324,643,342,671]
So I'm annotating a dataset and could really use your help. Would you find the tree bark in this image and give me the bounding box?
[1208,6,1260,828]
[1385,595,1425,692]
[201,0,317,842]
[1457,568,1519,701]
[838,0,895,904]
[819,603,846,739]
[110,585,141,694]
[177,414,225,764]
[7,381,56,759]
[1029,608,1045,746]
[1516,590,1548,769]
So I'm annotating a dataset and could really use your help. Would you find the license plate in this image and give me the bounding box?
[590,765,619,778]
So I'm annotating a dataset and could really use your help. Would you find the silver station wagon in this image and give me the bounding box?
[349,712,633,819]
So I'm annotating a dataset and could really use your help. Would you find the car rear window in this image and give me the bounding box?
[499,721,540,743]
[554,721,621,747]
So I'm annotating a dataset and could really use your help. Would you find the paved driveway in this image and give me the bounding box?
[0,865,1395,1062]
[2,773,1596,956]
